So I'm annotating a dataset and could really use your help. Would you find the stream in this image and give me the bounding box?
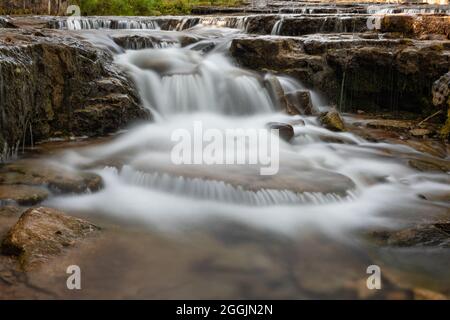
[1,6,450,298]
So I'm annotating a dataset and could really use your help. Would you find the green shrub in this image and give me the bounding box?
[70,0,241,16]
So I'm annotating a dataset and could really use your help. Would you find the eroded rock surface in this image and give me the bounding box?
[230,35,450,117]
[1,207,99,269]
[0,159,102,194]
[0,29,149,151]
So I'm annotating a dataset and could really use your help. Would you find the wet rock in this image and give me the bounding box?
[266,122,294,141]
[381,15,450,39]
[274,16,368,36]
[327,45,450,114]
[365,119,414,132]
[1,207,100,269]
[0,160,102,194]
[408,158,450,173]
[263,74,289,112]
[404,140,447,159]
[432,72,450,139]
[285,90,315,115]
[319,110,346,132]
[231,35,450,116]
[0,17,16,28]
[0,205,21,217]
[409,128,433,137]
[432,72,450,107]
[0,185,48,205]
[413,288,447,300]
[369,223,450,248]
[0,29,149,149]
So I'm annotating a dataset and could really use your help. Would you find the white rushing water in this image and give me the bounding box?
[48,26,449,235]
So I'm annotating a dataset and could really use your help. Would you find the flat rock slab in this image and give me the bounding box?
[0,185,49,205]
[0,159,102,194]
[1,207,100,270]
[132,162,355,196]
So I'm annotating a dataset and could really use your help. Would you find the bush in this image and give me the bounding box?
[72,0,191,16]
[71,0,242,16]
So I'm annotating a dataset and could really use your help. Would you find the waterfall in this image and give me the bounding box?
[271,17,284,35]
[111,166,354,206]
[115,48,275,117]
[46,24,450,236]
[53,17,160,30]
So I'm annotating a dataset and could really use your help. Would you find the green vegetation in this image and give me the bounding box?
[71,0,242,16]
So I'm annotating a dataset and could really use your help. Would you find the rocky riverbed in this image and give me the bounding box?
[0,2,449,299]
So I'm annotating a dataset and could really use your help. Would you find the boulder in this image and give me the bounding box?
[1,207,100,269]
[319,110,346,132]
[266,122,295,141]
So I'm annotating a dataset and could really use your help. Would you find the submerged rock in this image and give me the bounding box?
[369,223,450,248]
[319,110,346,132]
[0,160,102,194]
[0,185,48,205]
[1,207,100,269]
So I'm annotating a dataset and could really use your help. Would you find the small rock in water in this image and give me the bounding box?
[319,110,346,132]
[285,90,315,115]
[1,207,100,269]
[266,122,294,141]
[264,74,289,112]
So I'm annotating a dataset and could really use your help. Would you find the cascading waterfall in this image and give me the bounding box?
[52,17,160,30]
[47,25,450,235]
[271,16,284,35]
[114,47,275,116]
[108,165,354,206]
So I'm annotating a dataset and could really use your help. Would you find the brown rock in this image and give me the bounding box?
[0,160,102,193]
[263,75,289,112]
[369,223,450,248]
[1,207,100,269]
[319,110,346,132]
[413,288,447,300]
[0,185,49,205]
[285,90,315,115]
[409,128,433,137]
[0,29,149,149]
[0,206,21,217]
[408,158,450,173]
[266,122,295,141]
[365,119,414,132]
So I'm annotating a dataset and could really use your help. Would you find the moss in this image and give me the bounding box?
[440,101,450,140]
